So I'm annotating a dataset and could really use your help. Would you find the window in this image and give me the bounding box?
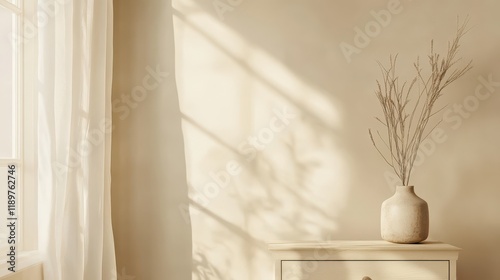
[0,0,37,263]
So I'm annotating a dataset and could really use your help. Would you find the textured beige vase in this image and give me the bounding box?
[381,186,429,244]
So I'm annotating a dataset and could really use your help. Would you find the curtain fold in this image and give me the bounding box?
[111,0,192,279]
[37,0,116,279]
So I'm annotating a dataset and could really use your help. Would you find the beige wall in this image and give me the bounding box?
[112,0,500,279]
[172,0,500,279]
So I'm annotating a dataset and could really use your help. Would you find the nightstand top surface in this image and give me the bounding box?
[268,240,461,251]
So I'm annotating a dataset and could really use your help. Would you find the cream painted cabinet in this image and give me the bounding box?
[269,241,460,280]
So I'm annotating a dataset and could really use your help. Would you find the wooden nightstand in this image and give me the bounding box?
[269,241,460,280]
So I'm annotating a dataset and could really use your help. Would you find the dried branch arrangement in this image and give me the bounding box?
[369,20,472,186]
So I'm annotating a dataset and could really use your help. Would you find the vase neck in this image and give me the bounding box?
[396,185,415,194]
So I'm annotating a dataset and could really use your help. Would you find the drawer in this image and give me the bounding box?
[282,260,448,280]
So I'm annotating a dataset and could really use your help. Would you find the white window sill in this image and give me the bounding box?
[0,251,42,279]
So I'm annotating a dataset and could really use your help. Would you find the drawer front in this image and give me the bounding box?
[282,260,448,280]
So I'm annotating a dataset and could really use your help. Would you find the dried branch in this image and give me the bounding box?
[369,18,472,186]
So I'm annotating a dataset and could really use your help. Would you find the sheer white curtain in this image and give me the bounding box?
[37,0,116,279]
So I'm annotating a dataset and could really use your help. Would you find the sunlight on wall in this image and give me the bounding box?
[172,0,500,279]
[173,1,348,279]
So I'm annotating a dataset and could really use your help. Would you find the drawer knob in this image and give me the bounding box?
[362,277,372,280]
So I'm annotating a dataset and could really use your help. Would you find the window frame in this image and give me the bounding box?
[19,0,37,253]
[0,0,38,257]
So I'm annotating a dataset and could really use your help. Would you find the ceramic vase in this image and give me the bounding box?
[381,185,429,244]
